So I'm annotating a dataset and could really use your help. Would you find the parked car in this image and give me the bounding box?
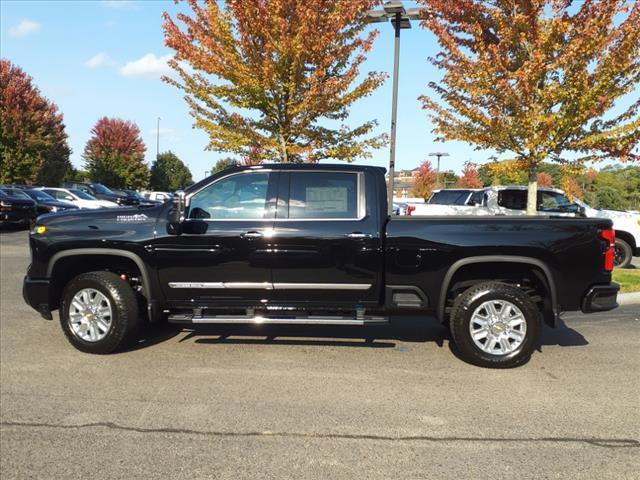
[24,164,618,368]
[0,187,38,227]
[141,191,173,202]
[39,188,118,209]
[111,189,161,207]
[413,186,640,268]
[62,182,136,206]
[20,188,78,215]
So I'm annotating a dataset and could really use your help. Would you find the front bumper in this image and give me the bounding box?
[22,276,53,320]
[581,283,619,313]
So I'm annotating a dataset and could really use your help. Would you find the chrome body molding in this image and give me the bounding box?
[168,282,372,290]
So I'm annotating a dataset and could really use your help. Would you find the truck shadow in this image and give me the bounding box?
[127,315,588,352]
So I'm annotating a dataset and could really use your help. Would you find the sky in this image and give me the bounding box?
[1,0,638,182]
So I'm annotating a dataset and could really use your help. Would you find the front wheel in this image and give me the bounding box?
[449,282,541,368]
[60,271,140,354]
[614,238,633,269]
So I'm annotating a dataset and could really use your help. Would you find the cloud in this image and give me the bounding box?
[9,20,41,38]
[100,0,138,9]
[120,53,173,79]
[84,53,116,69]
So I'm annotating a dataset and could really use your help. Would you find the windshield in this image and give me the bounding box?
[428,190,473,205]
[70,189,97,200]
[91,184,114,194]
[1,188,31,199]
[24,189,55,201]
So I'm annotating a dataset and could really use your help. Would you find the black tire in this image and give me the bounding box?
[60,271,140,354]
[449,281,541,368]
[614,238,633,269]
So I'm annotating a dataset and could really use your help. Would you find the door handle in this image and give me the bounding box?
[345,232,372,239]
[241,231,263,239]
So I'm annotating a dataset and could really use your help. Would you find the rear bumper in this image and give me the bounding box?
[22,276,53,320]
[581,283,619,313]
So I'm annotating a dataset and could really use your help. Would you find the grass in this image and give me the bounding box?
[613,268,640,293]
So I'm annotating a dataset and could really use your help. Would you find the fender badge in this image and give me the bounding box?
[116,213,150,223]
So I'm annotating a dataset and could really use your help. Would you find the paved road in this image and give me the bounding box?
[1,228,639,479]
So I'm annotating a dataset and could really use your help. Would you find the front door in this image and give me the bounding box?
[268,170,382,308]
[154,170,277,306]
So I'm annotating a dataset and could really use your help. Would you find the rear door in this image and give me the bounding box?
[268,170,382,307]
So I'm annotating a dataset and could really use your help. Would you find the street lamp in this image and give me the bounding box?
[156,116,161,160]
[366,1,425,215]
[429,151,449,188]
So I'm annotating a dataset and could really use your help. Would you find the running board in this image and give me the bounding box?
[167,313,388,326]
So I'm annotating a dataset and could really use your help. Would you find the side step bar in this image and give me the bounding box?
[167,314,388,326]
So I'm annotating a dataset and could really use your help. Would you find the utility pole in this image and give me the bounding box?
[429,152,449,188]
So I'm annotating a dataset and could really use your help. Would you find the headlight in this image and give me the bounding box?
[49,206,59,213]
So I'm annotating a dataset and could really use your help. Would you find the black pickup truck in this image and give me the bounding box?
[23,164,619,367]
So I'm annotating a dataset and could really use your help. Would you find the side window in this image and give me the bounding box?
[469,191,484,206]
[188,172,270,220]
[497,190,527,210]
[538,192,571,211]
[288,172,359,219]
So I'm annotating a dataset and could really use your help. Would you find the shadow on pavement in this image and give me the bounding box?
[132,315,589,352]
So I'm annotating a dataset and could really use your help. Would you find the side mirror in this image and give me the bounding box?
[577,205,587,218]
[167,190,185,235]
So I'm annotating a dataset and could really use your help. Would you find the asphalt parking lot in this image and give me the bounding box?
[1,227,639,479]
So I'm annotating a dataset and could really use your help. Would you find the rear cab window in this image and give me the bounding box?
[284,172,362,219]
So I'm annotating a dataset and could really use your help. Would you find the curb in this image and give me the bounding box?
[618,292,640,305]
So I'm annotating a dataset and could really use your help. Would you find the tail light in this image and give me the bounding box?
[599,229,615,272]
[407,205,415,216]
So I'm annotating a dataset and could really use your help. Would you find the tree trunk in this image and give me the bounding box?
[278,133,288,163]
[526,165,537,215]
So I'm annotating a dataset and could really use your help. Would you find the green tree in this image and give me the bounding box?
[149,151,193,191]
[419,0,640,214]
[0,59,72,185]
[83,117,149,189]
[163,0,387,163]
[595,186,625,210]
[212,158,239,173]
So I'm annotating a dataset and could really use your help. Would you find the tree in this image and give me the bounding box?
[537,172,553,188]
[212,158,239,173]
[83,117,149,189]
[150,151,193,191]
[411,160,438,199]
[0,59,72,185]
[595,186,625,210]
[162,0,387,163]
[456,162,483,188]
[419,0,640,214]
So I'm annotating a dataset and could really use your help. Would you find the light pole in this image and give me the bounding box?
[156,116,161,160]
[429,151,449,188]
[366,1,424,215]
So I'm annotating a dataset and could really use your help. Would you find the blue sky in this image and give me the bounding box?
[1,0,637,182]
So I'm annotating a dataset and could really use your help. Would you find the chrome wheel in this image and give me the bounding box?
[68,288,113,342]
[469,299,527,355]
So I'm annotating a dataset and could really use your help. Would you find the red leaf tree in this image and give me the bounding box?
[536,172,553,188]
[83,117,149,189]
[411,160,438,199]
[0,59,72,184]
[456,162,483,188]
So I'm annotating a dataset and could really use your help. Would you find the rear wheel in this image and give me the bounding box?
[60,271,140,354]
[614,238,633,269]
[449,282,541,368]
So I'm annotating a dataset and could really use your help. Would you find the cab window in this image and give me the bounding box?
[288,172,359,219]
[188,172,270,220]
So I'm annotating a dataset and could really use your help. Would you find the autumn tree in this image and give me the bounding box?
[163,0,387,163]
[83,117,149,189]
[212,158,239,173]
[149,151,193,191]
[456,161,483,188]
[411,160,438,199]
[537,172,553,188]
[419,0,640,214]
[0,59,72,185]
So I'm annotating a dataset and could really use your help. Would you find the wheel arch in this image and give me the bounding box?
[438,256,558,326]
[46,249,156,319]
[614,230,636,251]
